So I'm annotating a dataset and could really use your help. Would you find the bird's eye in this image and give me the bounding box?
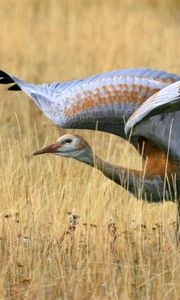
[65,138,72,143]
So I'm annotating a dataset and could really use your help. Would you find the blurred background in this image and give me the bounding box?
[0,1,180,298]
[0,0,180,77]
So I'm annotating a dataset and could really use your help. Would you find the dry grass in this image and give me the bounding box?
[0,0,180,299]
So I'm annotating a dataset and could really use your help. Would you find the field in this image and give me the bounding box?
[0,0,180,299]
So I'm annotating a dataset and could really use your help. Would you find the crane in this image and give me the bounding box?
[1,68,180,238]
[32,80,180,240]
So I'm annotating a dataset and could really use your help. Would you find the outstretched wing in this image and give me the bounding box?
[125,81,180,160]
[0,68,179,142]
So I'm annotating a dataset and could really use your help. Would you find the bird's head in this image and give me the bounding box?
[33,134,94,165]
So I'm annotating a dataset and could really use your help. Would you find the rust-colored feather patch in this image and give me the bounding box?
[65,83,160,117]
[140,139,179,179]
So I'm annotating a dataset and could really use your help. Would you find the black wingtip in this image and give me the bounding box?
[8,84,21,91]
[0,77,14,84]
[0,70,15,86]
[0,70,10,78]
[0,70,21,91]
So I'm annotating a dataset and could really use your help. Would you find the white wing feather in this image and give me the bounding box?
[125,80,180,135]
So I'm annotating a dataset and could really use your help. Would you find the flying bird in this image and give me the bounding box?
[1,68,180,237]
[0,69,180,239]
[1,68,180,195]
[1,68,180,189]
[33,78,180,239]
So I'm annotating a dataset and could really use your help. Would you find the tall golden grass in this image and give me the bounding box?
[0,0,180,298]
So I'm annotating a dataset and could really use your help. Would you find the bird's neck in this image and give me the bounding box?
[74,149,95,166]
[92,155,167,201]
[75,150,173,201]
[93,154,142,187]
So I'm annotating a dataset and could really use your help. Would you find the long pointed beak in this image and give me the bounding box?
[33,143,60,156]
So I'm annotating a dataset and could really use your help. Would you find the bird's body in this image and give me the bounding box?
[1,67,180,238]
